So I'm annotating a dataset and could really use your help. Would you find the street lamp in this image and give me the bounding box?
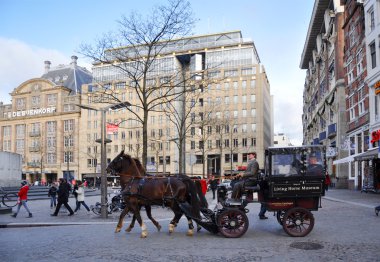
[78,101,131,218]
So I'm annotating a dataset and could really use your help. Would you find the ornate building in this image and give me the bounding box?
[300,0,348,188]
[0,56,92,184]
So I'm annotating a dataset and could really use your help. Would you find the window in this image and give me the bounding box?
[370,42,376,69]
[358,86,366,115]
[31,96,40,107]
[224,139,230,148]
[224,96,229,105]
[356,49,363,75]
[349,94,356,120]
[233,95,238,104]
[242,138,247,147]
[225,154,231,163]
[251,95,256,103]
[233,139,239,147]
[250,80,256,88]
[191,141,195,149]
[64,135,74,147]
[216,139,221,148]
[242,80,247,89]
[251,109,256,117]
[47,94,57,105]
[64,119,74,132]
[242,109,247,117]
[368,7,375,32]
[347,58,354,83]
[64,151,73,163]
[242,95,246,104]
[349,25,356,48]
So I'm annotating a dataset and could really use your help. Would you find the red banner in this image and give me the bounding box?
[106,123,119,134]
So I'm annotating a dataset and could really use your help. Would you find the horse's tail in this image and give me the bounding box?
[178,175,203,219]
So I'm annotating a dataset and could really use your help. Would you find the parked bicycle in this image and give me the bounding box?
[91,192,126,215]
[0,187,18,208]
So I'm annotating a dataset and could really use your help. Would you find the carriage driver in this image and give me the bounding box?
[231,152,259,200]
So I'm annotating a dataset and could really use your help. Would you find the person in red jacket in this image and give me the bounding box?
[11,181,32,218]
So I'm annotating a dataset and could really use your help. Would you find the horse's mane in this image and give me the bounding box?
[133,157,146,174]
[122,153,143,177]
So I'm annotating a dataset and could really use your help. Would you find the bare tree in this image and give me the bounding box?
[79,0,197,167]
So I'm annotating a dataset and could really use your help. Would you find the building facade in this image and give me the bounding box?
[0,56,92,184]
[364,0,380,191]
[79,31,272,178]
[300,0,348,188]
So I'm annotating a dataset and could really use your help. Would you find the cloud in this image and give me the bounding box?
[0,38,78,103]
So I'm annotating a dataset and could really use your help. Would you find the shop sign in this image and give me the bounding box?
[374,81,380,95]
[4,106,56,118]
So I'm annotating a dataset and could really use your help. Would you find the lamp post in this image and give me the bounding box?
[78,101,131,218]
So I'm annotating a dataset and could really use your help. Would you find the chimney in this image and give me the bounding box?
[70,55,78,68]
[44,61,51,73]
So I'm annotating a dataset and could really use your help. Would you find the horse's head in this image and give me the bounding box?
[107,150,143,177]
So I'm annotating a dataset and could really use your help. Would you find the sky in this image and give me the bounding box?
[0,0,314,146]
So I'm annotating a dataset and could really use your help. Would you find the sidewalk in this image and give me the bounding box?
[0,189,378,228]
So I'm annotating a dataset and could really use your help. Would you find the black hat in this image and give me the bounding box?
[21,180,27,186]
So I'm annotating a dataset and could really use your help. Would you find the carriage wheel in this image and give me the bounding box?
[282,207,314,237]
[217,209,249,238]
[276,210,285,225]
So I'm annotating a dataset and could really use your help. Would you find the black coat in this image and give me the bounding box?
[57,182,71,202]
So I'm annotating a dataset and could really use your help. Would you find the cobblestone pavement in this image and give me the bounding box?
[0,189,379,262]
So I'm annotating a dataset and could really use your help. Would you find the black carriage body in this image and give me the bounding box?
[263,145,326,211]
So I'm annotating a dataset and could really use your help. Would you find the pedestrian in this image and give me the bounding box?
[208,175,218,199]
[74,181,91,213]
[51,178,74,216]
[325,172,331,191]
[72,180,79,210]
[48,183,58,209]
[11,180,32,218]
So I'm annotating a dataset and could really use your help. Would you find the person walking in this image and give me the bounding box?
[208,175,219,200]
[11,181,32,218]
[48,183,58,209]
[51,178,74,216]
[74,181,91,213]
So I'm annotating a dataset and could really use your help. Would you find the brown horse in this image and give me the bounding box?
[123,157,161,232]
[106,150,204,238]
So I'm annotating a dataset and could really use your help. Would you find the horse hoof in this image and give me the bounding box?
[169,224,175,233]
[141,232,148,238]
[186,229,194,236]
[157,225,162,232]
[125,227,132,233]
[115,228,121,233]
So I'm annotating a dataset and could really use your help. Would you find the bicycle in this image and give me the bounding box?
[0,187,18,208]
[91,193,126,215]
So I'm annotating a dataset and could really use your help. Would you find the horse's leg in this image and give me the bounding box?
[145,205,161,232]
[125,213,136,232]
[131,205,148,238]
[169,209,183,234]
[185,216,195,236]
[115,206,130,233]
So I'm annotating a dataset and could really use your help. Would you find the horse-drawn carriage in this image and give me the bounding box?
[205,145,326,238]
[106,145,326,238]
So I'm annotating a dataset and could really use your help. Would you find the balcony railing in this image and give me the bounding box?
[27,161,41,167]
[29,131,41,137]
[29,146,40,152]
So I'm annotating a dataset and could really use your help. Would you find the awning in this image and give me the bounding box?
[354,147,379,161]
[333,155,355,165]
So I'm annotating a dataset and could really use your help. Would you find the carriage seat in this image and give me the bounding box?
[244,185,260,192]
